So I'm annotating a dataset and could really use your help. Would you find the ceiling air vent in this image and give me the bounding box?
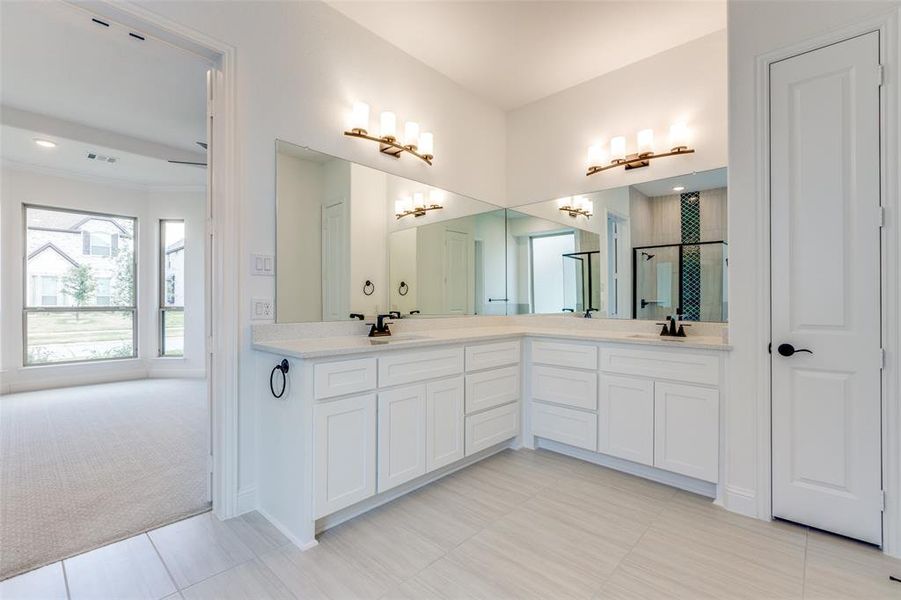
[86,152,118,164]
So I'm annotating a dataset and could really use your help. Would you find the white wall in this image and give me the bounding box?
[0,166,206,392]
[506,29,727,207]
[349,163,388,316]
[727,0,901,521]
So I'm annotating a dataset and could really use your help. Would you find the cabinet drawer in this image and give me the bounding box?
[465,366,520,414]
[600,347,719,386]
[465,402,519,456]
[530,365,598,410]
[379,347,464,388]
[532,402,597,451]
[531,340,597,370]
[465,340,520,371]
[314,357,378,400]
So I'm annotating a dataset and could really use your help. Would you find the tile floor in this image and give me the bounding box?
[2,448,900,599]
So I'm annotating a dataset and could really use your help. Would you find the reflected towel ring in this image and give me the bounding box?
[398,281,409,296]
[363,280,375,296]
[270,359,289,398]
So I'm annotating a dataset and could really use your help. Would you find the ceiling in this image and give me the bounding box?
[632,166,726,197]
[328,1,726,110]
[1,1,209,185]
[2,125,206,188]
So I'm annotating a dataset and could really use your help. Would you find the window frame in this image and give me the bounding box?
[159,219,185,358]
[22,204,138,366]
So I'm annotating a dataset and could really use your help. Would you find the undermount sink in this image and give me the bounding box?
[369,334,429,345]
[627,333,685,341]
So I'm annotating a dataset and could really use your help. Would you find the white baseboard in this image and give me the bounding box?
[723,484,759,517]
[256,506,319,551]
[536,438,717,498]
[236,486,257,515]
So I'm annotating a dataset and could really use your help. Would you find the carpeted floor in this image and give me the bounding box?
[0,378,210,580]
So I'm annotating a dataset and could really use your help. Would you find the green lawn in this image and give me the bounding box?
[27,311,134,344]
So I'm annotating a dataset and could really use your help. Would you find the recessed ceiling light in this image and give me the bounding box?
[34,139,57,149]
[673,186,685,192]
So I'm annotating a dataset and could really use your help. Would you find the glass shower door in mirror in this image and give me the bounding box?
[634,245,679,320]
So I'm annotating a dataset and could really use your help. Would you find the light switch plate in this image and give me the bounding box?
[251,298,274,320]
[250,254,274,276]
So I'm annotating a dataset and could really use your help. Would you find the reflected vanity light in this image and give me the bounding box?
[344,102,434,165]
[560,196,593,219]
[586,123,694,176]
[395,190,443,219]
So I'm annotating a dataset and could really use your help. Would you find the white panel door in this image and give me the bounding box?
[653,382,718,483]
[770,32,882,544]
[598,375,654,466]
[313,394,376,518]
[444,230,470,314]
[426,376,465,472]
[378,385,427,492]
[321,200,348,321]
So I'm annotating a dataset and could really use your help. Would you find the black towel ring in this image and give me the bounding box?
[363,280,375,296]
[270,359,290,398]
[398,281,409,296]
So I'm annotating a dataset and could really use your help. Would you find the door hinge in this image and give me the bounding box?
[878,206,885,228]
[207,454,214,474]
[880,348,886,370]
[877,64,884,86]
[881,490,886,511]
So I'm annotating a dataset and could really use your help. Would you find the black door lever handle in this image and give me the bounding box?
[778,343,813,357]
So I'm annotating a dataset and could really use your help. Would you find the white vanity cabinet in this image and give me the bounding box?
[378,385,428,492]
[313,393,377,518]
[528,339,722,487]
[426,376,465,471]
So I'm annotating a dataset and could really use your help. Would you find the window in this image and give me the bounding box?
[24,206,136,365]
[529,232,575,314]
[95,277,111,306]
[160,220,185,357]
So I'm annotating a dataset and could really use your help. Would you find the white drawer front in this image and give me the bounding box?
[465,402,519,456]
[465,340,521,371]
[314,357,378,400]
[379,347,464,388]
[465,366,520,414]
[532,402,597,451]
[600,347,719,386]
[531,340,598,370]
[530,365,598,410]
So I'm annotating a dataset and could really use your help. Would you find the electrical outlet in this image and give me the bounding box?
[250,254,274,276]
[251,298,274,320]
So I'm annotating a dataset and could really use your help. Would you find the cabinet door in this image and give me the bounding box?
[378,385,427,492]
[598,375,654,466]
[654,382,719,482]
[426,376,465,472]
[314,394,377,518]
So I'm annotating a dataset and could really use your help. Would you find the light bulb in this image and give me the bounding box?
[350,102,369,132]
[587,144,602,166]
[395,199,406,215]
[584,200,594,215]
[419,132,433,157]
[610,136,627,162]
[637,129,655,155]
[669,122,689,151]
[379,111,397,140]
[429,189,444,205]
[413,192,425,210]
[404,121,420,148]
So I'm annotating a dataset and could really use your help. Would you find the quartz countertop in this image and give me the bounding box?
[252,324,731,359]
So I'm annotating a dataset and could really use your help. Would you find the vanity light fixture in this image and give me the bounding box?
[345,101,434,165]
[395,190,443,219]
[586,123,694,176]
[560,196,593,219]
